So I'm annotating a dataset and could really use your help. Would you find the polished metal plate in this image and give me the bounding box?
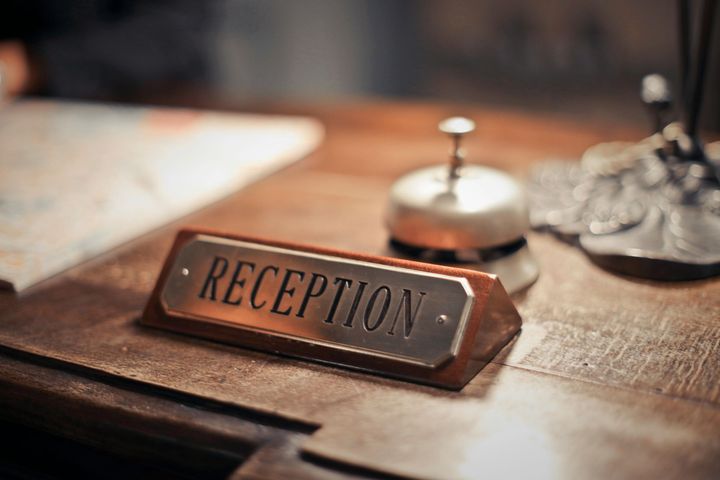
[161,235,475,368]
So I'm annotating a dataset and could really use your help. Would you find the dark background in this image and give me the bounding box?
[209,0,719,130]
[2,0,719,131]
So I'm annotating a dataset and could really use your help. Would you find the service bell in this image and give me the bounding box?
[385,117,539,293]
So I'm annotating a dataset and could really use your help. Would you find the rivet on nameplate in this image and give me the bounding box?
[142,228,522,389]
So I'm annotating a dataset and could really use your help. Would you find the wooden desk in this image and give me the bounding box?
[1,102,719,479]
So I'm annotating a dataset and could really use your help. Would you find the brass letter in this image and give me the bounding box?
[297,273,328,318]
[222,260,256,306]
[198,256,229,301]
[363,286,391,332]
[271,269,305,316]
[343,281,368,328]
[387,289,426,338]
[324,277,353,324]
[250,265,279,309]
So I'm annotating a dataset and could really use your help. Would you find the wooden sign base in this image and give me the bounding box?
[142,228,521,389]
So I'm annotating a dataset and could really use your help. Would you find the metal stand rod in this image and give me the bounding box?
[678,0,691,113]
[686,0,718,139]
[449,135,462,179]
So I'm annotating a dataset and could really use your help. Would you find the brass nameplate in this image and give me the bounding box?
[143,229,522,389]
[162,235,474,367]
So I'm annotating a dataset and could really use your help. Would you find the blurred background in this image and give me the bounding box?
[2,0,719,130]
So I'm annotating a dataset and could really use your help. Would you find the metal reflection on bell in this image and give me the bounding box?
[385,117,539,293]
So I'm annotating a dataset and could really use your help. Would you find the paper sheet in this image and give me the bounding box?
[0,99,323,291]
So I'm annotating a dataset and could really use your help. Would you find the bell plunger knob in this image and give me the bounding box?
[438,117,475,179]
[640,74,672,134]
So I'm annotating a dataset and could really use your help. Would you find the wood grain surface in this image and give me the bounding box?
[0,101,718,479]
